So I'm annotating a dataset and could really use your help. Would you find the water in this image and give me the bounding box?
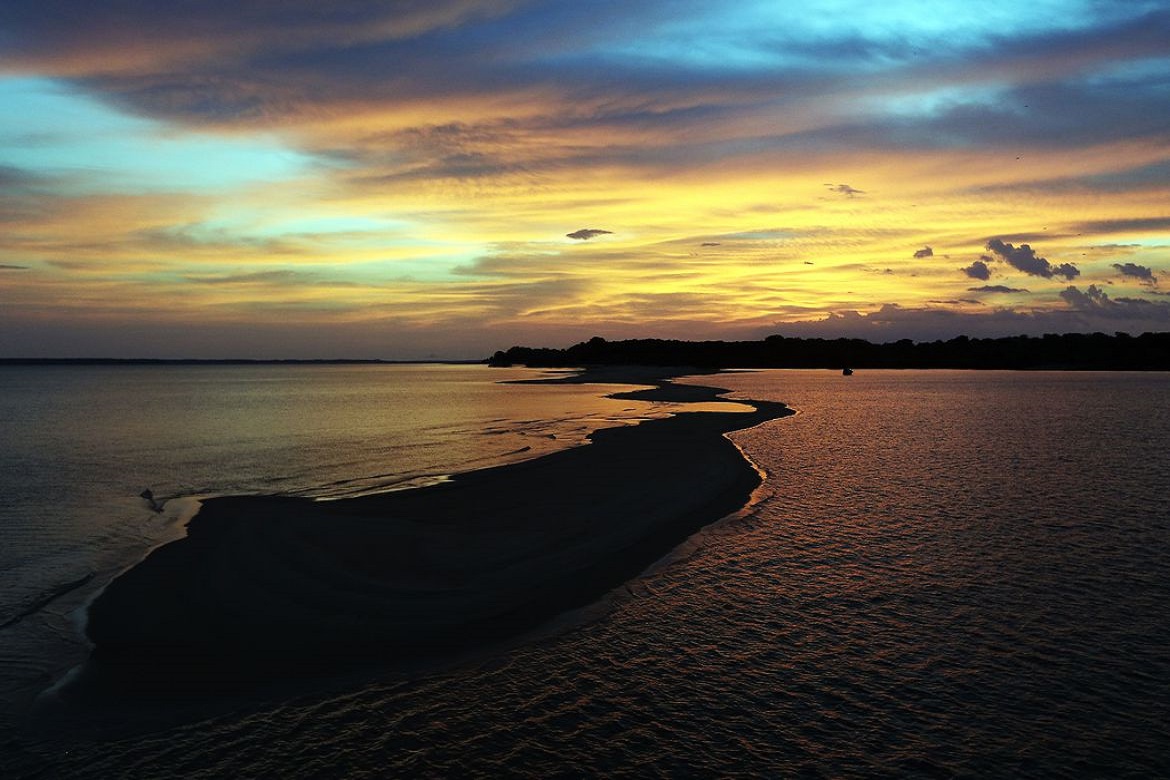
[7,368,1170,777]
[0,364,671,730]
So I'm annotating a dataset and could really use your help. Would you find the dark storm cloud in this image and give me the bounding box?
[985,239,1079,280]
[968,285,1028,294]
[913,246,933,259]
[1112,262,1157,285]
[566,228,612,241]
[961,259,991,280]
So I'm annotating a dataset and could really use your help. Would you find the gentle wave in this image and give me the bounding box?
[10,369,1170,778]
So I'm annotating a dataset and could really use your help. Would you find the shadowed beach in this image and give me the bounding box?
[82,369,791,688]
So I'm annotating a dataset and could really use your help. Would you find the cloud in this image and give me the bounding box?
[0,264,30,270]
[566,228,612,241]
[700,242,721,247]
[985,238,1079,280]
[759,303,1022,342]
[796,12,1170,156]
[913,246,933,259]
[977,232,1068,244]
[710,230,798,242]
[825,184,863,197]
[0,1,515,78]
[0,165,39,188]
[1071,217,1170,235]
[961,259,992,280]
[1112,262,1158,285]
[759,295,1170,344]
[1059,284,1170,321]
[186,270,306,285]
[1059,284,1106,309]
[3,2,1170,359]
[1036,161,1170,195]
[968,284,1028,294]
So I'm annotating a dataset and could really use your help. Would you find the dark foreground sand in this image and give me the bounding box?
[84,368,791,686]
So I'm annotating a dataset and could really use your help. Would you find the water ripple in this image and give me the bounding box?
[18,370,1170,778]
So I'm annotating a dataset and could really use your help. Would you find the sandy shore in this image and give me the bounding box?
[83,368,791,685]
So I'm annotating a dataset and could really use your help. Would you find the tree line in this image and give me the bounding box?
[488,332,1170,370]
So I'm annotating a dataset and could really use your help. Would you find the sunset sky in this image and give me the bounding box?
[2,1,1168,358]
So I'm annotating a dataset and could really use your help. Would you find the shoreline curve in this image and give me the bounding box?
[83,367,792,688]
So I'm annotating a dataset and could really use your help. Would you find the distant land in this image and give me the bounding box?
[6,332,1169,369]
[489,332,1170,371]
[0,358,481,366]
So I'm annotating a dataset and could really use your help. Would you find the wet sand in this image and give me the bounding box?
[83,368,791,686]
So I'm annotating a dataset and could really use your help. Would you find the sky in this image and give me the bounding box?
[1,1,1168,358]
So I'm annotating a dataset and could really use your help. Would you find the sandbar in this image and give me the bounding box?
[84,368,791,683]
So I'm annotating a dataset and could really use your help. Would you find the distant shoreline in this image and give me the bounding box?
[489,332,1170,371]
[77,367,793,695]
[7,329,1170,370]
[0,358,484,366]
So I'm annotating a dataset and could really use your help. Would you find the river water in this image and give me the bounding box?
[6,368,1169,777]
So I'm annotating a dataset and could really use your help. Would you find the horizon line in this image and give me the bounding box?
[0,358,488,365]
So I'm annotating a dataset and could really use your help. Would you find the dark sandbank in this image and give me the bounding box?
[84,368,791,686]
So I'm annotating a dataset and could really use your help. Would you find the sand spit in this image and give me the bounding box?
[84,368,791,684]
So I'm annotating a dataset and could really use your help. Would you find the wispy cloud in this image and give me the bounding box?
[1072,217,1170,235]
[825,184,864,198]
[186,270,308,286]
[969,284,1028,294]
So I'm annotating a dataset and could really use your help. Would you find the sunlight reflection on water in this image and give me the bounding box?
[20,370,1170,778]
[0,364,676,726]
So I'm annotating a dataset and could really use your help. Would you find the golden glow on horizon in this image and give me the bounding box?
[2,2,1169,357]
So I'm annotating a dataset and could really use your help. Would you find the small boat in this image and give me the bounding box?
[842,367,853,376]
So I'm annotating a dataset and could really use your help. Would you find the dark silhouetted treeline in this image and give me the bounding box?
[488,332,1170,370]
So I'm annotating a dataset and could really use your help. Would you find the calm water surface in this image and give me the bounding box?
[8,369,1170,777]
[0,364,668,730]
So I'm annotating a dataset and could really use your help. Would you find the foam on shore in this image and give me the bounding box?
[82,368,792,689]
